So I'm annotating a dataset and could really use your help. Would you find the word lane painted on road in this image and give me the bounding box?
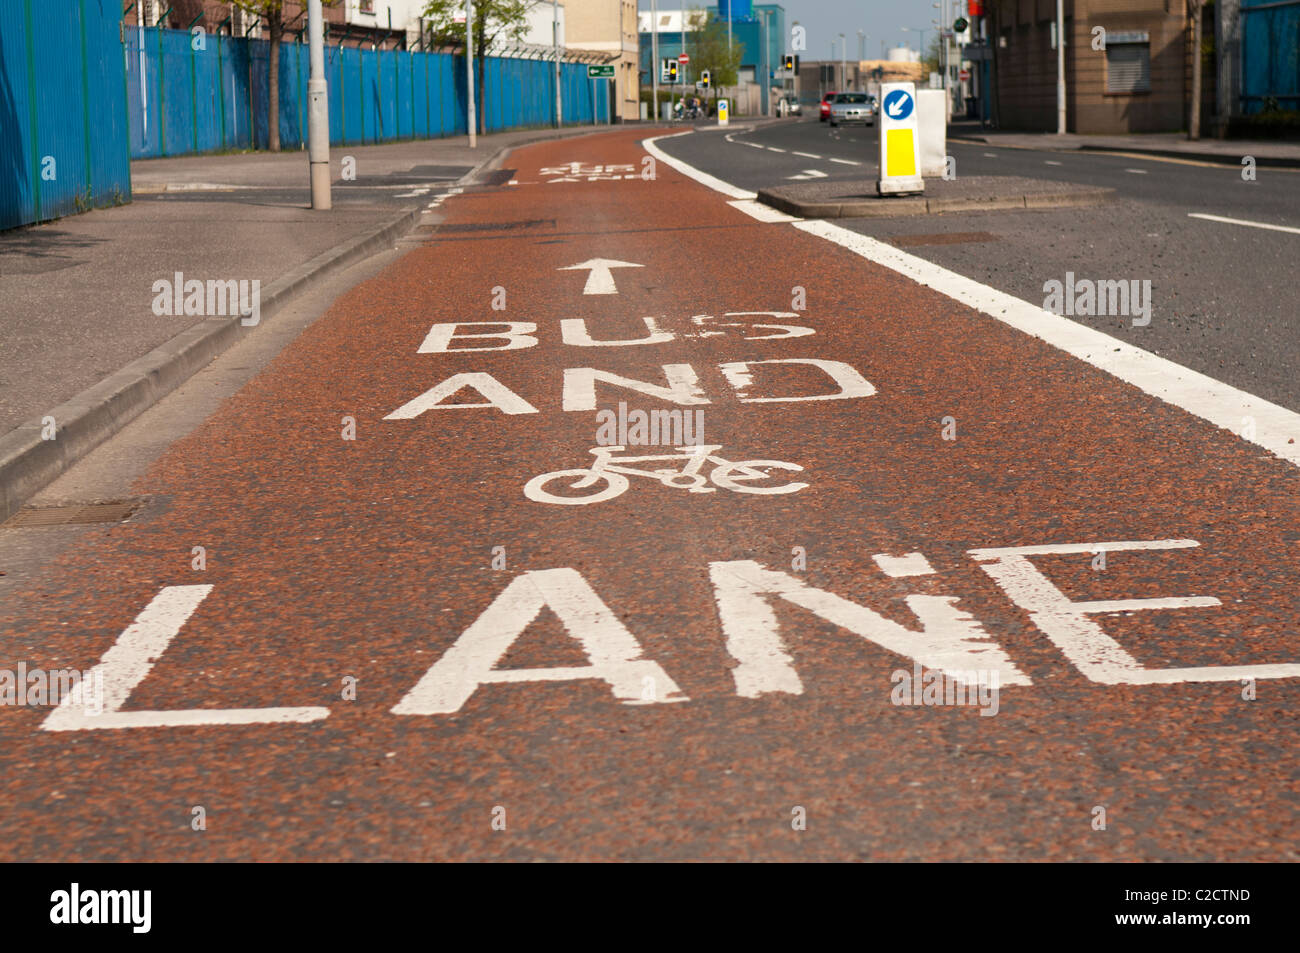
[42,538,1300,731]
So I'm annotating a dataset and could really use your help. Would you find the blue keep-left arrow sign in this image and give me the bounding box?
[884,89,914,120]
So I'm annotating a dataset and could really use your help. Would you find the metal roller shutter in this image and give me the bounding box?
[1106,42,1151,93]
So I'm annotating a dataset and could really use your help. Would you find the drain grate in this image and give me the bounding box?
[890,231,1000,247]
[4,500,143,527]
[473,169,515,186]
[435,218,554,233]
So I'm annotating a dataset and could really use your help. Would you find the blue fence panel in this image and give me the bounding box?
[1,0,131,230]
[119,26,595,161]
[1241,0,1300,113]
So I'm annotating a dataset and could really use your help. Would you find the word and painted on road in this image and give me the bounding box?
[558,259,643,295]
[523,443,807,505]
[42,539,1300,730]
[414,313,817,352]
[383,359,876,419]
[539,163,642,183]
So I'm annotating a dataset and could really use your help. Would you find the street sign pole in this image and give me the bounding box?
[1055,0,1066,134]
[466,0,476,148]
[650,0,658,121]
[306,0,330,209]
[553,0,561,128]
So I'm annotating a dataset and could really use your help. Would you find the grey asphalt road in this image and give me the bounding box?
[657,119,1300,414]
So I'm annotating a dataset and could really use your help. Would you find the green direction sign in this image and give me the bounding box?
[587,65,616,78]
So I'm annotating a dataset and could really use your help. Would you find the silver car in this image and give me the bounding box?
[828,92,875,127]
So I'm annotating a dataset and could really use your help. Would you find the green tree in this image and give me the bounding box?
[922,34,943,76]
[685,9,742,100]
[423,0,533,135]
[233,2,339,152]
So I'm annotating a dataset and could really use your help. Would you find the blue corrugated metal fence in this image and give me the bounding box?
[2,9,610,228]
[1241,0,1300,113]
[124,27,610,158]
[0,0,132,230]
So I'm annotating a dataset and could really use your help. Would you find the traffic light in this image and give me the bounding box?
[668,61,678,83]
[700,69,710,88]
[783,55,794,72]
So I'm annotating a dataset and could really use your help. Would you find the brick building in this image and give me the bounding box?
[124,1,414,49]
[565,0,639,122]
[985,0,1209,134]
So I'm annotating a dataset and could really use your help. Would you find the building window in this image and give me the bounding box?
[359,1,376,13]
[1106,38,1151,94]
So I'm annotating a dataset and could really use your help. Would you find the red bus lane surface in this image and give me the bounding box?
[2,128,1297,861]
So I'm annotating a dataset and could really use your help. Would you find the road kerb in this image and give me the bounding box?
[0,206,424,524]
[755,186,1112,218]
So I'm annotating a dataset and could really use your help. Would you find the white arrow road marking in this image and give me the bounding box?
[786,169,828,180]
[559,259,645,295]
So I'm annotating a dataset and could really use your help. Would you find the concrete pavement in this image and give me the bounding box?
[0,125,605,521]
[948,121,1300,168]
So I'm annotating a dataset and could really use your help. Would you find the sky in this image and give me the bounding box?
[635,0,961,61]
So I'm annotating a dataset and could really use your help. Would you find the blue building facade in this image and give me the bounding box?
[639,4,786,108]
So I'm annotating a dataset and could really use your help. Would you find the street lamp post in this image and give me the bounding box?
[1056,0,1066,134]
[466,0,476,147]
[553,0,561,128]
[839,33,845,92]
[761,10,771,115]
[902,26,927,65]
[650,0,658,121]
[306,0,329,209]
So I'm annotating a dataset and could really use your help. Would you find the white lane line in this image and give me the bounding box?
[786,169,828,180]
[647,121,1300,465]
[829,158,860,165]
[743,141,765,149]
[1188,212,1300,236]
[1125,168,1149,174]
[793,151,822,159]
[766,146,787,152]
[728,199,802,222]
[643,133,757,200]
[1045,160,1063,166]
[983,152,997,157]
[794,219,1300,468]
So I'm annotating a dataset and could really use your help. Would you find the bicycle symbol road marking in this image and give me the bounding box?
[524,445,809,505]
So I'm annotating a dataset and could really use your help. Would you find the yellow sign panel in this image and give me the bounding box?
[886,129,916,177]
